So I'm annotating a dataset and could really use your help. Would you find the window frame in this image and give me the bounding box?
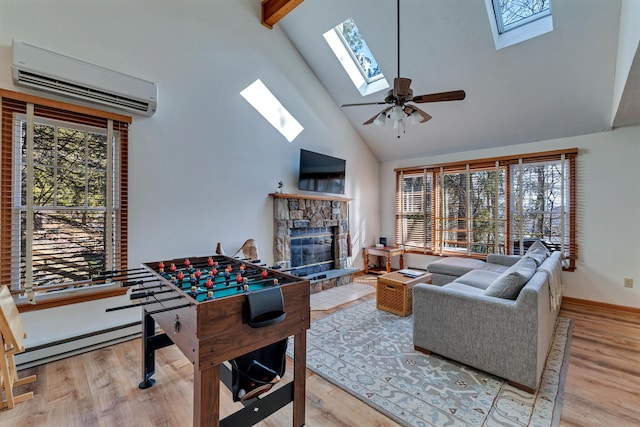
[395,148,577,270]
[1,89,130,311]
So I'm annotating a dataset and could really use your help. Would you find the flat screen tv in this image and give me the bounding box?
[298,149,346,194]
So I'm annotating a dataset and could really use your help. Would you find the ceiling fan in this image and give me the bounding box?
[340,0,466,137]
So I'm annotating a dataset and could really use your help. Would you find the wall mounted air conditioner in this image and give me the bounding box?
[11,39,157,116]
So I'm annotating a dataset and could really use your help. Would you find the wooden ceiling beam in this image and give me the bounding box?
[261,0,303,29]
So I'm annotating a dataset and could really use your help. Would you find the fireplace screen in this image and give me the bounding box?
[289,227,335,276]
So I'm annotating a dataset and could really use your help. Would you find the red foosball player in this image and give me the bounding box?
[195,269,202,280]
[184,258,191,268]
[210,268,218,277]
[207,257,215,267]
[261,269,268,279]
[169,263,177,273]
[235,273,243,284]
[205,278,213,289]
[240,264,246,275]
[177,271,185,283]
[158,262,165,273]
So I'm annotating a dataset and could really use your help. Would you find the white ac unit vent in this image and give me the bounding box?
[11,40,157,116]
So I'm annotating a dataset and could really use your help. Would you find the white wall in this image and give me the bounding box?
[612,0,640,116]
[380,125,640,309]
[0,0,380,348]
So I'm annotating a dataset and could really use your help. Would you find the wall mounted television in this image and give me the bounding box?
[298,149,346,194]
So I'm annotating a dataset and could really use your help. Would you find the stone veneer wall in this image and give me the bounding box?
[271,194,350,272]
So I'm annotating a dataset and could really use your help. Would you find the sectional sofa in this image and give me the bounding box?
[412,242,563,391]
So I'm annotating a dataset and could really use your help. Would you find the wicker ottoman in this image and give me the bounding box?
[376,271,432,316]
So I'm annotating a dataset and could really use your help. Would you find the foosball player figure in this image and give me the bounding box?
[177,271,185,285]
[243,277,249,293]
[240,264,246,275]
[206,290,214,301]
[235,273,243,284]
[205,278,213,289]
[158,261,165,274]
[272,278,279,286]
[190,273,197,286]
[207,256,215,267]
[184,258,191,268]
[224,270,231,281]
[195,269,202,280]
[189,285,198,298]
[210,267,218,277]
[169,263,177,273]
[261,269,268,279]
[170,275,177,285]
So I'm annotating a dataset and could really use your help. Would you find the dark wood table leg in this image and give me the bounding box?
[293,330,306,426]
[399,253,404,270]
[194,365,220,427]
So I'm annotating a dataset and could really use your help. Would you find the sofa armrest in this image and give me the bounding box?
[486,254,521,266]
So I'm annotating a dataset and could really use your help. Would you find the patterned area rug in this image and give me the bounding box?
[293,300,572,427]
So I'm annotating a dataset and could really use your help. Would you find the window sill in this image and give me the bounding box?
[16,286,128,313]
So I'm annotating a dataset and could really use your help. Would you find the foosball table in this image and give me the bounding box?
[109,254,310,427]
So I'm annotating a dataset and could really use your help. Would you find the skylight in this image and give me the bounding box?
[323,18,389,96]
[485,0,553,49]
[240,79,303,142]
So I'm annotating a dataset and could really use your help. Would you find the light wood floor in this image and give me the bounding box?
[1,284,639,426]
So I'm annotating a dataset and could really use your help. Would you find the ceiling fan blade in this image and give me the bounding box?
[406,105,432,123]
[411,90,466,104]
[393,77,412,98]
[341,101,389,107]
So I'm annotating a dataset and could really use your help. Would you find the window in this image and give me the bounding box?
[395,149,576,270]
[493,0,551,34]
[323,18,389,96]
[240,79,303,142]
[1,89,130,308]
[484,0,553,49]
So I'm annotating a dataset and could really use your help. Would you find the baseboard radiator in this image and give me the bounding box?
[15,322,142,369]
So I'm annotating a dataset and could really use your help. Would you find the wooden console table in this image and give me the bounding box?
[363,246,405,274]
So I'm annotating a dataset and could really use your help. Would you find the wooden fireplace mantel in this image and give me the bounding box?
[269,193,352,202]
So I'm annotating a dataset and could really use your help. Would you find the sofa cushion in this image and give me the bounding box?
[484,257,537,299]
[442,282,486,295]
[453,269,501,290]
[427,257,488,277]
[523,240,550,267]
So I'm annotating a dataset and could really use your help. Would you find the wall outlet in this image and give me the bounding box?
[624,278,633,288]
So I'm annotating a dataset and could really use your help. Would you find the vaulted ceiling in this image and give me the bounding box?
[276,0,638,161]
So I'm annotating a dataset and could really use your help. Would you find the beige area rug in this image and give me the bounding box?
[292,299,572,427]
[310,282,375,310]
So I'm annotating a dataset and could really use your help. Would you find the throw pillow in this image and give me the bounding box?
[484,257,537,299]
[524,240,550,266]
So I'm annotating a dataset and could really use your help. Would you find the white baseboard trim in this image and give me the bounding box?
[16,322,142,369]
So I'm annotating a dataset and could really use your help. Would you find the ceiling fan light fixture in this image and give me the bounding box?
[389,105,404,121]
[374,112,387,126]
[410,109,422,125]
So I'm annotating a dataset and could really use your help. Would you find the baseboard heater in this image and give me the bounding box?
[15,321,142,369]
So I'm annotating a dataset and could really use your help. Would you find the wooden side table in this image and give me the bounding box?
[363,246,404,274]
[376,272,432,317]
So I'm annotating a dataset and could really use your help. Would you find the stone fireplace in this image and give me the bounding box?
[271,193,353,291]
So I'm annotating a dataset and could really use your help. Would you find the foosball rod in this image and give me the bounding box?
[106,295,185,312]
[129,288,175,300]
[169,270,281,290]
[122,278,161,287]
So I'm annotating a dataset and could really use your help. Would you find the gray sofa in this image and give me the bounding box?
[413,246,563,392]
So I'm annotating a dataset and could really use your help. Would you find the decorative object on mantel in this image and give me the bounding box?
[277,181,284,194]
[291,299,571,427]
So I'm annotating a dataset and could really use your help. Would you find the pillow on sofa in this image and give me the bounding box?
[523,240,550,266]
[484,257,537,299]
